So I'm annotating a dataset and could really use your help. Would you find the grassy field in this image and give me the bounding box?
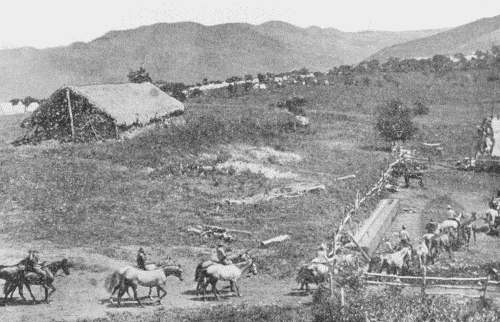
[0,70,498,275]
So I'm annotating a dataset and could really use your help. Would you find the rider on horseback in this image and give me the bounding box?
[24,250,46,282]
[447,205,457,220]
[216,243,232,265]
[311,243,335,264]
[137,247,147,270]
[425,219,437,234]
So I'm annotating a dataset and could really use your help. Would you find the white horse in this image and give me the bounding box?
[412,239,429,270]
[107,265,183,307]
[439,211,463,241]
[379,247,412,275]
[200,258,257,300]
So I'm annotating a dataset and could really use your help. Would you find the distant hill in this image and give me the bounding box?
[0,21,444,101]
[370,14,500,60]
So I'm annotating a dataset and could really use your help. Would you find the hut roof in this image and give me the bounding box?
[64,82,184,125]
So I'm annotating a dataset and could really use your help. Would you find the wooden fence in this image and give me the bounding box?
[364,271,500,299]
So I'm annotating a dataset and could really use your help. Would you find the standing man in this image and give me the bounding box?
[312,243,335,264]
[425,219,437,234]
[447,205,457,220]
[399,225,411,248]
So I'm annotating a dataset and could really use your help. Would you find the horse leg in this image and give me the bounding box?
[210,279,219,301]
[148,287,153,300]
[24,283,36,302]
[233,281,241,297]
[117,286,127,306]
[131,284,143,307]
[157,284,167,300]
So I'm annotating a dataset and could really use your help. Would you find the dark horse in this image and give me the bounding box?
[4,258,71,304]
[0,263,31,305]
[391,162,424,188]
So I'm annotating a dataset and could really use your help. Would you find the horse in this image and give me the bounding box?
[0,263,34,305]
[3,258,71,304]
[428,233,452,262]
[412,239,429,270]
[461,212,491,246]
[109,264,183,307]
[106,260,175,301]
[200,258,257,301]
[439,212,463,242]
[485,209,499,227]
[296,262,333,293]
[379,247,412,275]
[194,252,249,293]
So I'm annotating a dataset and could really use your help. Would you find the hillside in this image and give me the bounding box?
[371,14,500,60]
[0,21,444,101]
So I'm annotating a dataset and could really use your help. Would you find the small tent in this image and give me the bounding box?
[16,82,184,144]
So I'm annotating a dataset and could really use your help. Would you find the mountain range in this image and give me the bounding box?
[370,15,500,60]
[0,16,499,101]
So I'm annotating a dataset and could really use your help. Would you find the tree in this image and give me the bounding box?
[127,67,152,83]
[375,99,417,146]
[244,74,253,82]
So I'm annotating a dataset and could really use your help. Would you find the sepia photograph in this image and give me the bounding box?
[1,1,500,321]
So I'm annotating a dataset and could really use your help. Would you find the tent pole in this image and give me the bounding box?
[66,89,75,140]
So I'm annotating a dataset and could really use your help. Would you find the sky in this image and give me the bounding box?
[1,0,500,50]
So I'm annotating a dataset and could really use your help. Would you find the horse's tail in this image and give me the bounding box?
[194,263,204,282]
[296,266,313,284]
[104,270,121,294]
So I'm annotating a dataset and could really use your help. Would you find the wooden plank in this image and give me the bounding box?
[365,281,412,287]
[426,285,484,291]
[66,88,75,139]
[425,276,488,282]
[364,272,422,280]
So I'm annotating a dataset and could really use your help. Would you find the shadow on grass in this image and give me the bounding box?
[359,145,392,153]
[0,298,43,306]
[104,296,161,308]
[286,289,313,297]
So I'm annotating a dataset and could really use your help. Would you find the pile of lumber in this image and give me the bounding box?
[187,224,252,242]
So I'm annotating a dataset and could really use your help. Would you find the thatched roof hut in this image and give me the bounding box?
[16,82,185,144]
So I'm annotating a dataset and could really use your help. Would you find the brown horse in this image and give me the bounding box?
[4,258,71,304]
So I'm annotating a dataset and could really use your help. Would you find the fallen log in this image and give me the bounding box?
[204,224,253,235]
[335,174,356,181]
[260,234,290,247]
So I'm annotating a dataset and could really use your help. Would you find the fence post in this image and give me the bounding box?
[330,233,336,299]
[421,266,427,299]
[482,276,490,299]
[428,156,432,169]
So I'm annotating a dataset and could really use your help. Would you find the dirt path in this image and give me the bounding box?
[0,240,310,322]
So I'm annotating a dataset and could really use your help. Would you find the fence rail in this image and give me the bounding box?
[363,272,500,299]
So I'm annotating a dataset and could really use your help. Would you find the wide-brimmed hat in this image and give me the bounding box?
[447,205,452,209]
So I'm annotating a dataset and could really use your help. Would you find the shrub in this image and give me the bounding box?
[375,99,417,144]
[413,101,429,115]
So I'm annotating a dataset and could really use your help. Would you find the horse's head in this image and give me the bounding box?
[60,258,71,275]
[164,264,184,281]
[249,261,258,276]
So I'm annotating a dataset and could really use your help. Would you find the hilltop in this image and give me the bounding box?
[0,21,443,101]
[371,14,500,60]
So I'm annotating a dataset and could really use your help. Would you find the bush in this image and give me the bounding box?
[285,96,307,116]
[413,101,430,116]
[375,99,417,144]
